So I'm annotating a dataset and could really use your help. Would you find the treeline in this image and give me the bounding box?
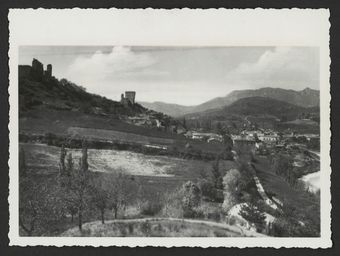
[19,132,233,161]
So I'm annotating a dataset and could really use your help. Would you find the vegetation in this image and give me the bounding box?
[253,156,320,237]
[61,219,244,237]
[239,203,266,233]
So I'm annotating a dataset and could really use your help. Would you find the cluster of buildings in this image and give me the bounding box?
[184,131,223,143]
[184,126,320,158]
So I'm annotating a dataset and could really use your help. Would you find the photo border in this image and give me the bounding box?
[5,7,334,249]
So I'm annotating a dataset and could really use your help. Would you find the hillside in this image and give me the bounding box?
[139,101,195,117]
[187,97,318,121]
[19,76,146,118]
[140,87,319,117]
[19,60,193,148]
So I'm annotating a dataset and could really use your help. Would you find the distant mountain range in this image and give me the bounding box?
[139,87,319,117]
[187,96,318,121]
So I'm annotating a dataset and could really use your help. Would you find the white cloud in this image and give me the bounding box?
[226,47,319,89]
[66,46,158,86]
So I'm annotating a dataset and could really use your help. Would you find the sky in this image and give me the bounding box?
[19,46,320,106]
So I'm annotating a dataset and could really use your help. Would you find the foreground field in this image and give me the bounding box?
[22,143,234,177]
[21,142,235,201]
[61,218,264,237]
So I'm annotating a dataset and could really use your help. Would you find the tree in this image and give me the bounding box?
[239,203,266,232]
[182,118,187,129]
[181,181,201,217]
[222,133,233,151]
[65,152,73,177]
[60,142,91,231]
[91,176,109,224]
[272,154,295,185]
[81,140,88,173]
[222,169,242,212]
[211,157,223,190]
[19,177,65,236]
[105,172,136,219]
[59,144,67,176]
[19,147,27,177]
[216,122,224,135]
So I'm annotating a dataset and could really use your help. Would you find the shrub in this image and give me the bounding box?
[239,203,266,233]
[127,223,134,234]
[116,223,127,237]
[140,221,151,236]
[208,210,221,222]
[228,215,237,226]
[140,200,163,216]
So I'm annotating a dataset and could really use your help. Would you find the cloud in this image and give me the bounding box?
[226,47,319,89]
[66,46,160,86]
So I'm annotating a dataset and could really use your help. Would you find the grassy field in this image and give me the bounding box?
[61,219,245,237]
[20,107,183,139]
[21,142,235,200]
[20,108,227,157]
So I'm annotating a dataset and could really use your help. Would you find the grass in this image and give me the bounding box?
[20,107,184,140]
[21,142,235,202]
[61,219,245,237]
[20,107,228,158]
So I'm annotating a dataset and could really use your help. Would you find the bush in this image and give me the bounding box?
[140,221,151,236]
[140,200,163,216]
[207,210,221,222]
[228,215,237,226]
[127,222,134,234]
[116,223,127,237]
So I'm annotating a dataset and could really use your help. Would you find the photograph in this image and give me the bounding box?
[17,45,321,237]
[8,8,331,247]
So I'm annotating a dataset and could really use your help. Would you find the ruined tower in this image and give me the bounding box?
[124,91,136,104]
[31,58,44,80]
[45,64,52,77]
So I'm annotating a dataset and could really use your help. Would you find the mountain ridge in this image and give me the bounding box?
[139,87,319,117]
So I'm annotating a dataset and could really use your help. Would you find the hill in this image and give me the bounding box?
[188,97,318,120]
[139,87,319,117]
[19,76,146,118]
[139,101,195,117]
[19,60,191,146]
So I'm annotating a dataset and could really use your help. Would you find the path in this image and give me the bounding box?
[253,175,279,210]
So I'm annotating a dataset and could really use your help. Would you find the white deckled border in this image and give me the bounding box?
[8,8,331,248]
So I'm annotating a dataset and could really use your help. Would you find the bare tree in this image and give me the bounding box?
[19,177,65,235]
[91,176,109,224]
[104,172,136,219]
[61,142,91,231]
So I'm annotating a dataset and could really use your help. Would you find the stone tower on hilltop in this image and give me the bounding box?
[121,91,136,106]
[45,64,52,77]
[18,58,53,81]
[31,58,44,80]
